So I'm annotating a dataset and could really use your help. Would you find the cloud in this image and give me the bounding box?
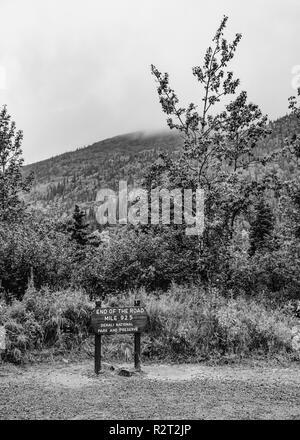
[0,0,299,163]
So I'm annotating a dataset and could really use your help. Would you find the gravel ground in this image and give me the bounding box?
[0,360,299,420]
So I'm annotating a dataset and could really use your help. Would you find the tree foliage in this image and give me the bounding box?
[69,204,89,246]
[0,105,32,222]
[149,16,272,283]
[249,198,274,256]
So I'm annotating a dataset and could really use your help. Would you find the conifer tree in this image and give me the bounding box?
[249,198,274,256]
[70,204,89,246]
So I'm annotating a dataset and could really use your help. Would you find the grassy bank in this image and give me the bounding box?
[0,284,299,364]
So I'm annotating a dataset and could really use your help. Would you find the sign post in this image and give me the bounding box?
[134,300,141,372]
[94,300,102,375]
[0,326,6,363]
[91,300,148,374]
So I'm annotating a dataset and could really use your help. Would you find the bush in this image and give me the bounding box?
[0,215,77,300]
[75,226,199,296]
[229,240,300,298]
[1,286,93,363]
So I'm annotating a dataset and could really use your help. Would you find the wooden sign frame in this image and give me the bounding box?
[91,300,147,375]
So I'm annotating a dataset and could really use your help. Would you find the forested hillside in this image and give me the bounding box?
[23,115,300,218]
[23,131,183,215]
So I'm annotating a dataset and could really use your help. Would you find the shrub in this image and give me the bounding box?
[1,286,93,363]
[75,227,199,297]
[229,240,300,298]
[0,216,76,300]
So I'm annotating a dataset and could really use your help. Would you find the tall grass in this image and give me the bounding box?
[0,284,299,364]
[0,286,93,363]
[104,284,300,362]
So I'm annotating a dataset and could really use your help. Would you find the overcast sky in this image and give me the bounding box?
[0,0,299,164]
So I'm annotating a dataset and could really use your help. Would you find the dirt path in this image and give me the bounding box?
[0,360,299,420]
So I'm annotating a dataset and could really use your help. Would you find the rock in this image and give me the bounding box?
[118,369,134,377]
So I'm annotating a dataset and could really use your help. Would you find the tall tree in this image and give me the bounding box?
[69,204,89,246]
[286,88,300,238]
[0,105,32,221]
[149,16,271,282]
[249,198,274,256]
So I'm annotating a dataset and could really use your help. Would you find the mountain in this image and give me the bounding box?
[23,115,300,218]
[23,130,183,215]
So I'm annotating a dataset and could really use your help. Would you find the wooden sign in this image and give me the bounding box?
[91,306,148,335]
[92,300,148,374]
